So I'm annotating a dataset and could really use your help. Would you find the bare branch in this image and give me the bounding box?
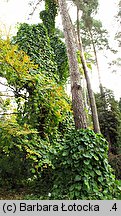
[0,82,28,100]
[0,112,18,115]
[29,0,43,16]
[0,94,14,97]
[0,81,15,92]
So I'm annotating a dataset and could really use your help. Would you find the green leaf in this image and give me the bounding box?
[93,155,99,161]
[75,184,82,190]
[90,171,95,177]
[75,191,80,197]
[69,185,75,192]
[98,176,104,182]
[88,164,92,169]
[69,191,75,199]
[84,160,90,165]
[95,170,102,175]
[74,175,81,181]
[62,151,68,156]
[84,180,90,189]
[31,168,36,174]
[83,153,92,158]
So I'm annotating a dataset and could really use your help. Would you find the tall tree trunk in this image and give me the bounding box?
[58,0,87,129]
[88,27,103,95]
[76,7,100,133]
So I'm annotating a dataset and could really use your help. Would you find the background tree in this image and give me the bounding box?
[95,88,121,154]
[115,0,121,47]
[110,0,121,71]
[71,0,100,133]
[119,98,121,112]
[78,18,111,92]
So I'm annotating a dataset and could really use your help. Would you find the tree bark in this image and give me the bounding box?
[58,0,87,129]
[88,27,103,95]
[76,7,100,133]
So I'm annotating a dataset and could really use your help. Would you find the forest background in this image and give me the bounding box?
[0,0,121,200]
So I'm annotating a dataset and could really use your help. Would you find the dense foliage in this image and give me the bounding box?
[95,88,121,180]
[0,38,70,136]
[0,119,50,188]
[12,23,58,80]
[0,0,121,200]
[95,88,121,153]
[13,0,69,85]
[0,120,120,199]
[50,129,120,200]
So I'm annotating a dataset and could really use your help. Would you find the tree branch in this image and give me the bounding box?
[29,0,42,16]
[0,112,19,115]
[0,81,15,92]
[0,94,14,97]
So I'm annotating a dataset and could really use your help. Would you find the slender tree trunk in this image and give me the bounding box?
[76,7,100,133]
[88,28,103,95]
[58,0,87,129]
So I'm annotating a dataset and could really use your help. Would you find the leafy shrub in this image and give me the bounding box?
[0,119,53,188]
[109,152,121,180]
[1,119,120,199]
[50,129,121,199]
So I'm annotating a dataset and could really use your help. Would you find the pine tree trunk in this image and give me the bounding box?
[76,7,100,133]
[58,0,87,129]
[88,27,103,95]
